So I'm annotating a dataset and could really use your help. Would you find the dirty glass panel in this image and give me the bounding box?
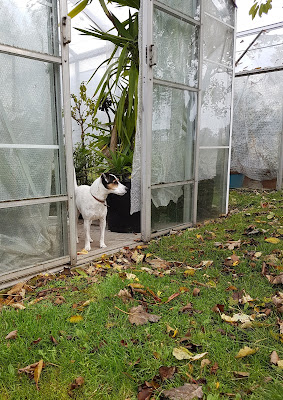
[151,85,197,186]
[203,14,234,67]
[153,8,199,87]
[0,202,68,275]
[197,148,229,220]
[204,0,235,26]
[157,0,200,20]
[151,184,193,231]
[0,149,66,202]
[0,0,59,55]
[0,54,59,146]
[199,63,232,146]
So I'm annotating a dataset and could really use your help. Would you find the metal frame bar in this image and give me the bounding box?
[153,78,199,92]
[153,0,201,26]
[0,43,61,64]
[0,196,68,209]
[237,21,283,38]
[192,0,204,224]
[0,144,59,149]
[236,65,283,77]
[204,11,234,30]
[140,0,154,242]
[199,146,230,150]
[59,0,77,266]
[225,8,237,214]
[152,179,194,189]
[204,58,234,72]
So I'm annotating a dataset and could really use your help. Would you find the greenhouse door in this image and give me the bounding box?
[0,0,76,285]
[140,0,201,241]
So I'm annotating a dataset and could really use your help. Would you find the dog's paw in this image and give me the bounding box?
[85,244,91,251]
[100,243,107,248]
[90,238,93,242]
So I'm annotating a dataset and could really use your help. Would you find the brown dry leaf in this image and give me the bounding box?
[159,366,177,381]
[200,359,211,369]
[147,258,169,270]
[5,330,17,340]
[10,303,26,310]
[192,288,200,297]
[128,305,161,326]
[34,359,44,390]
[131,250,144,264]
[235,346,258,359]
[69,376,85,391]
[6,282,25,296]
[54,296,65,305]
[226,240,241,250]
[233,371,250,378]
[117,288,133,303]
[165,292,180,303]
[31,338,42,346]
[162,383,203,400]
[271,274,283,284]
[270,351,280,365]
[277,318,283,334]
[272,292,283,313]
[224,254,240,267]
[137,382,154,400]
[210,362,219,375]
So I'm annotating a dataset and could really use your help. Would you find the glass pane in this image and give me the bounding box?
[0,202,68,275]
[0,149,66,202]
[0,0,59,55]
[153,8,199,87]
[203,14,234,67]
[197,148,229,220]
[204,0,235,26]
[151,85,197,185]
[0,54,59,146]
[157,0,200,20]
[199,63,232,146]
[152,184,193,231]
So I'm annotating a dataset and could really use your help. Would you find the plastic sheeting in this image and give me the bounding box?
[231,71,283,181]
[0,0,68,275]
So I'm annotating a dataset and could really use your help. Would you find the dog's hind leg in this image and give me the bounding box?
[84,219,92,251]
[99,218,107,248]
[89,220,93,242]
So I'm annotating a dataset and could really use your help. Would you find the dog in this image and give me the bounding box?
[74,173,127,251]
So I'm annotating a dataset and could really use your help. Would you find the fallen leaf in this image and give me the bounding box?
[131,250,144,264]
[159,366,177,381]
[165,292,180,303]
[184,268,196,276]
[192,288,200,297]
[162,383,203,400]
[69,376,85,391]
[137,382,154,400]
[6,283,25,296]
[190,352,208,361]
[235,346,258,359]
[200,359,211,368]
[10,303,26,310]
[117,288,133,303]
[31,338,42,346]
[5,330,17,340]
[270,351,280,365]
[69,315,83,323]
[54,296,65,305]
[210,362,219,375]
[221,313,254,323]
[128,305,161,326]
[125,272,137,280]
[265,237,280,244]
[233,371,250,378]
[77,249,88,255]
[34,359,44,390]
[173,347,193,360]
[277,360,283,369]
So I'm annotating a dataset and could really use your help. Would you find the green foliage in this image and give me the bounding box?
[74,0,140,176]
[249,0,273,19]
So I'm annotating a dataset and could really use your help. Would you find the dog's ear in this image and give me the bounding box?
[102,173,109,183]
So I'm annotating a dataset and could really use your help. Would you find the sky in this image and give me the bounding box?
[237,0,283,32]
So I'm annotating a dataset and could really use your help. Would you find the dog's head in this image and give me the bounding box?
[101,173,127,196]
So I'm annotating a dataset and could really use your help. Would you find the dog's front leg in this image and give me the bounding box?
[99,218,107,248]
[84,219,92,251]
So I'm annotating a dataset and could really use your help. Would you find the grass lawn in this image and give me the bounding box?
[0,189,282,400]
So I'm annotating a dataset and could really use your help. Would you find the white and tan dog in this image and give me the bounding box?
[75,173,127,251]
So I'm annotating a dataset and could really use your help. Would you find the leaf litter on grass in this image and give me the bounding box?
[1,190,283,399]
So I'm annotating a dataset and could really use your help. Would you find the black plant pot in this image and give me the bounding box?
[106,180,141,233]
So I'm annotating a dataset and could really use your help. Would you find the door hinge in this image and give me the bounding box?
[62,15,71,45]
[148,44,157,67]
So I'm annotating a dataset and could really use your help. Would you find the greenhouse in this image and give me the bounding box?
[0,0,236,287]
[231,22,283,190]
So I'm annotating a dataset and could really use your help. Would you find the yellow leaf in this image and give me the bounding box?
[34,359,44,390]
[69,315,83,323]
[173,347,193,360]
[235,346,258,359]
[277,360,283,369]
[184,268,195,276]
[128,283,144,289]
[77,249,88,255]
[265,237,280,244]
[215,382,220,389]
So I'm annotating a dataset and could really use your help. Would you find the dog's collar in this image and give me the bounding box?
[91,194,107,207]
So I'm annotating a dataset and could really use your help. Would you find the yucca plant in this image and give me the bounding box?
[74,0,140,176]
